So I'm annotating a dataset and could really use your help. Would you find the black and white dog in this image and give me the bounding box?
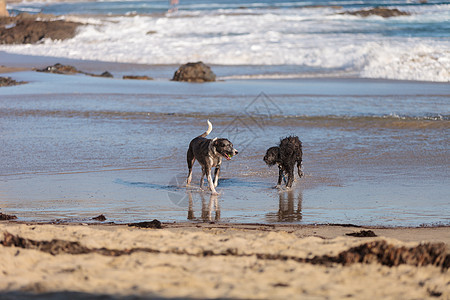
[264,136,303,188]
[187,120,238,194]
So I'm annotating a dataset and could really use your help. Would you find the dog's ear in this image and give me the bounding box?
[211,138,218,147]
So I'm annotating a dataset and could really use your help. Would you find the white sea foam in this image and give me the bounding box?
[2,4,449,82]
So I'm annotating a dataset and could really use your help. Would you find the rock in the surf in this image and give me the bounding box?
[342,7,410,18]
[172,62,216,82]
[0,13,81,44]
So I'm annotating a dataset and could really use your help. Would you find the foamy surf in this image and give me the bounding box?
[2,1,449,82]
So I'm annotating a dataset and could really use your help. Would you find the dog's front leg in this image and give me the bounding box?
[277,166,283,186]
[206,168,219,195]
[213,166,220,187]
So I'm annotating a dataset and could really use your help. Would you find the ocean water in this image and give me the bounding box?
[3,0,450,82]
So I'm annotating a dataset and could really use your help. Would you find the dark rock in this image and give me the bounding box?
[92,214,107,221]
[0,76,26,87]
[97,71,113,78]
[0,14,81,44]
[36,63,81,74]
[36,63,113,78]
[123,75,153,80]
[128,219,162,229]
[342,7,411,18]
[346,230,377,237]
[172,61,216,82]
[303,5,343,9]
[0,212,18,220]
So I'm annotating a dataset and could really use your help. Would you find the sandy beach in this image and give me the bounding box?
[0,222,449,299]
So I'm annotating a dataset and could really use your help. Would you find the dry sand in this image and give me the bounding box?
[0,222,449,299]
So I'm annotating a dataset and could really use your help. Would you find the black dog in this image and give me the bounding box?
[264,136,303,188]
[187,120,238,194]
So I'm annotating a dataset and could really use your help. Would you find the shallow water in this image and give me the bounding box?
[0,63,449,226]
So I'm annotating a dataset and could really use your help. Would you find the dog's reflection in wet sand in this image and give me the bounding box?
[266,190,303,222]
[187,191,220,222]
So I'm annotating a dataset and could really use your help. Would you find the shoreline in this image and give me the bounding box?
[0,66,29,73]
[2,221,450,243]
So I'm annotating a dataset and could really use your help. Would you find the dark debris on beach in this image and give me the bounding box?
[0,212,18,220]
[1,232,448,270]
[346,230,377,237]
[128,219,162,229]
[253,240,450,270]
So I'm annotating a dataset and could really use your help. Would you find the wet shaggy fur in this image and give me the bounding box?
[264,136,303,188]
[187,120,238,195]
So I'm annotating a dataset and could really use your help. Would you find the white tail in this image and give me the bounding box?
[206,120,213,135]
[200,119,213,137]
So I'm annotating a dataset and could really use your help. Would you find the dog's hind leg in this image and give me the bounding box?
[186,147,196,185]
[199,167,206,189]
[286,165,295,188]
[296,148,303,178]
[213,165,220,187]
[297,160,304,178]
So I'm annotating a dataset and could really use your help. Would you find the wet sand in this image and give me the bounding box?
[0,66,29,73]
[0,222,449,299]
